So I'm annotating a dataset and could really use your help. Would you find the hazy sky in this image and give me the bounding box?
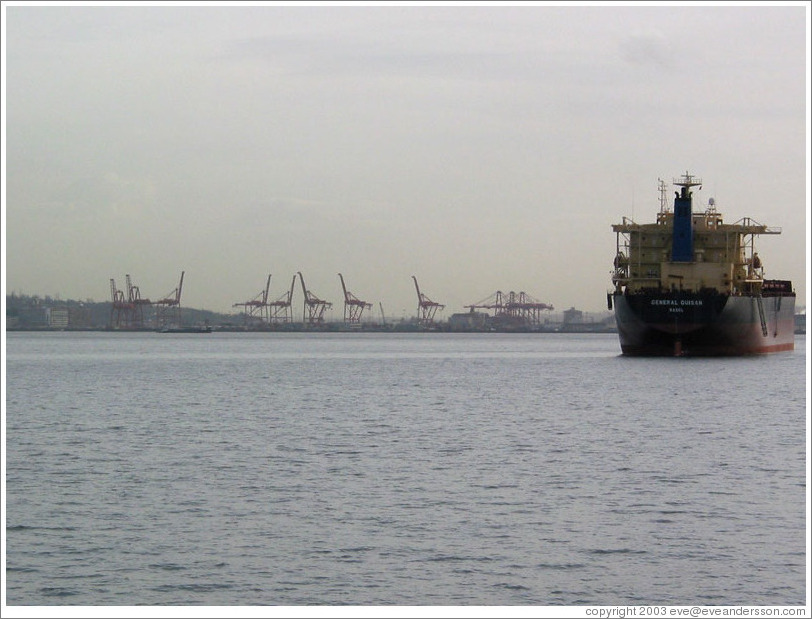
[3,2,809,318]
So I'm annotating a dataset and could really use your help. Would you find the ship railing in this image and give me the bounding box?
[612,220,640,232]
[614,276,661,287]
[730,217,781,234]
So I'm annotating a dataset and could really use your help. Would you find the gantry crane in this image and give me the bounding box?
[338,273,372,325]
[233,274,272,325]
[126,274,152,329]
[154,271,184,330]
[465,289,553,327]
[298,271,332,324]
[412,275,445,327]
[269,275,297,324]
[109,278,134,329]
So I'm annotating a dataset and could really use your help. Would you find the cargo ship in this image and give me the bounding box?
[608,172,795,356]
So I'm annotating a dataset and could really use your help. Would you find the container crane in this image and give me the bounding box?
[109,277,133,328]
[126,274,152,329]
[233,274,272,325]
[412,275,445,327]
[298,272,332,324]
[269,275,297,324]
[465,289,553,327]
[338,273,372,324]
[154,271,184,330]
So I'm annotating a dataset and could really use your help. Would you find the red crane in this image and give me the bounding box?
[154,271,184,330]
[268,275,297,324]
[338,273,372,325]
[233,274,272,325]
[465,289,553,327]
[412,275,445,327]
[126,274,152,329]
[109,278,133,328]
[298,271,332,324]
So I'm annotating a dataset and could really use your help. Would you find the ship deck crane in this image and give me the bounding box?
[298,271,332,324]
[338,273,372,324]
[412,275,445,327]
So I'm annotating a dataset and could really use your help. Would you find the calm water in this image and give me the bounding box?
[4,331,807,606]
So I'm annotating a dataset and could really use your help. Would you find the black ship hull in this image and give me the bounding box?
[612,290,795,356]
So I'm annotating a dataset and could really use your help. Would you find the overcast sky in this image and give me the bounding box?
[3,2,809,318]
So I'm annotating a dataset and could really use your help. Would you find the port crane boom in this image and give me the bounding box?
[412,275,444,327]
[298,271,332,324]
[234,274,272,324]
[126,274,151,328]
[155,271,184,330]
[338,273,372,324]
[109,278,133,328]
[268,275,296,324]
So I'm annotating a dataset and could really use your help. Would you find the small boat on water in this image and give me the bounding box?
[609,172,795,356]
[158,324,212,334]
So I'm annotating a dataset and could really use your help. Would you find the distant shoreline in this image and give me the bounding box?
[5,324,622,335]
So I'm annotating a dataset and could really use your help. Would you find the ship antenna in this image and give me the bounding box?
[673,171,702,190]
[673,171,702,199]
[658,178,668,213]
[631,185,635,220]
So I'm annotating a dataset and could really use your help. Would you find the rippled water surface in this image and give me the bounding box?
[4,332,807,606]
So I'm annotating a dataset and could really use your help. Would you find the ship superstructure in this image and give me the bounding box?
[609,172,795,356]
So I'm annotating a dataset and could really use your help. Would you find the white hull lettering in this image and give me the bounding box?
[651,299,704,307]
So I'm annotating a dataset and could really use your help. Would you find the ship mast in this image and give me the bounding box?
[658,178,669,213]
[673,171,702,195]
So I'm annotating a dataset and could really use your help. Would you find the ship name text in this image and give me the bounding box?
[650,299,704,307]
